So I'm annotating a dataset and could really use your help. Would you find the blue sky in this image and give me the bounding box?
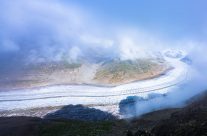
[68,0,207,40]
[0,0,206,63]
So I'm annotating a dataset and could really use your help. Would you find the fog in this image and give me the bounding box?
[123,42,207,117]
[0,0,169,65]
[0,0,207,117]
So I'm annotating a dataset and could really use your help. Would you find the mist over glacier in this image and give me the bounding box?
[0,0,207,118]
[0,0,184,63]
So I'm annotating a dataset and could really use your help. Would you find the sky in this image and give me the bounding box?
[0,0,206,63]
[68,0,207,40]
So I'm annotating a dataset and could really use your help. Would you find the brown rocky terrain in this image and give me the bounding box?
[0,59,169,90]
[94,59,169,85]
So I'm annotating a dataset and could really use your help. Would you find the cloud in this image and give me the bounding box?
[121,41,207,117]
[0,0,118,62]
[0,0,173,64]
[1,40,20,52]
[0,0,88,62]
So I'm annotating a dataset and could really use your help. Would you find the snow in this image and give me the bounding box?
[0,57,190,117]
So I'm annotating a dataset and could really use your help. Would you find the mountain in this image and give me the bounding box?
[0,57,170,90]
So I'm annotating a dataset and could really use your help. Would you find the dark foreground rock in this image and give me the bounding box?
[44,105,117,121]
[0,117,42,136]
[151,91,207,136]
[0,91,207,136]
[126,130,152,136]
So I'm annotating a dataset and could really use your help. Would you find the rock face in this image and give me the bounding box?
[164,50,185,59]
[119,94,166,117]
[119,96,143,116]
[44,105,117,121]
[181,56,193,65]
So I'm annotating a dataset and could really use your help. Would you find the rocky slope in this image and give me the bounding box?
[0,58,169,90]
[94,59,168,85]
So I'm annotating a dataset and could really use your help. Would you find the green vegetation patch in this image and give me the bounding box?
[40,120,113,136]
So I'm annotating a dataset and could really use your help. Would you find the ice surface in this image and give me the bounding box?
[0,57,190,117]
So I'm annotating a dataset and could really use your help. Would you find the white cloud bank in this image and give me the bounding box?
[0,0,177,63]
